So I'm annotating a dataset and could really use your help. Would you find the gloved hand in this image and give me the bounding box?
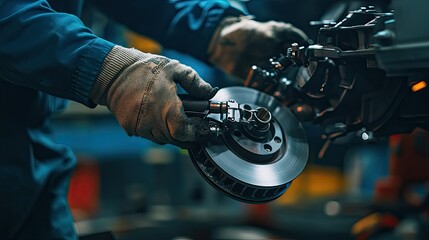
[91,46,217,146]
[207,16,308,79]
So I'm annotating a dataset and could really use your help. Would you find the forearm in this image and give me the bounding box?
[88,0,245,61]
[0,0,114,107]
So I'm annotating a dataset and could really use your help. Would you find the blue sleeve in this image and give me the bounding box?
[89,0,245,61]
[0,0,115,107]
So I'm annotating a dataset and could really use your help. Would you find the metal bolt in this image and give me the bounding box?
[264,144,272,152]
[361,131,374,141]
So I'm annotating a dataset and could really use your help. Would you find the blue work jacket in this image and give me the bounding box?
[0,0,242,238]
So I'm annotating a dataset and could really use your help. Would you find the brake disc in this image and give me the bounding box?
[188,87,309,203]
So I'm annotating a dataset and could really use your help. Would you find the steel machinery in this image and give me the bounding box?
[181,87,308,203]
[184,0,429,204]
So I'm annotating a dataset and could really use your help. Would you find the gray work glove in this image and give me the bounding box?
[91,46,217,146]
[207,16,308,79]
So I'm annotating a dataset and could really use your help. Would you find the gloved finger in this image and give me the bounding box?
[167,117,213,149]
[163,95,212,144]
[269,21,308,46]
[165,106,199,143]
[172,62,218,100]
[149,128,169,145]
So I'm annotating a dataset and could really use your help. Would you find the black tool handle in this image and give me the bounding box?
[178,94,210,114]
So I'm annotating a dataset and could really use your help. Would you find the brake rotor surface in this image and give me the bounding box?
[189,87,308,203]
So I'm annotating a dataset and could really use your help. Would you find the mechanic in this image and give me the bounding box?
[0,0,306,238]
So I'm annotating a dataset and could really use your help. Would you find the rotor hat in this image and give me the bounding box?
[189,87,309,203]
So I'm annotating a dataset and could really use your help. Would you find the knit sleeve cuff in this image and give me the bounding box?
[71,38,114,107]
[90,45,147,105]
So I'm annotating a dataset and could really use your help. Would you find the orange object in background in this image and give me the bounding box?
[352,213,400,240]
[125,31,162,54]
[245,165,346,228]
[68,158,100,220]
[411,80,427,92]
[277,165,346,205]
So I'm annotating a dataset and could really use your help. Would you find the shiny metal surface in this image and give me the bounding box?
[204,87,308,187]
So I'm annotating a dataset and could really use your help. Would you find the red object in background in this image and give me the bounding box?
[375,129,429,203]
[248,204,270,220]
[354,213,399,240]
[246,203,274,228]
[68,159,100,217]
